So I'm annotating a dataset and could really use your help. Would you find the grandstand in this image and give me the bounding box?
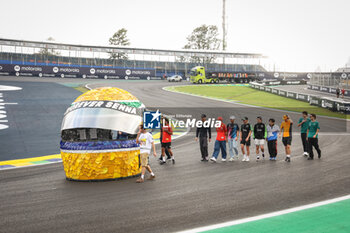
[0,38,266,78]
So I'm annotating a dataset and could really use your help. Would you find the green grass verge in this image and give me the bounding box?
[204,198,350,233]
[169,85,347,119]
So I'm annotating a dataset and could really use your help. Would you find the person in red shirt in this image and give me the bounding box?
[341,88,345,99]
[160,118,175,165]
[210,117,228,162]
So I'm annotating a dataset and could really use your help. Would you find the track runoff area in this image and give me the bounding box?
[90,81,349,232]
[165,83,350,233]
[1,78,350,233]
[180,195,350,233]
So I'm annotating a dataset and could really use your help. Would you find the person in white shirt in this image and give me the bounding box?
[136,125,157,183]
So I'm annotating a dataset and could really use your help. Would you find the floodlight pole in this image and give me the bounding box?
[222,0,226,65]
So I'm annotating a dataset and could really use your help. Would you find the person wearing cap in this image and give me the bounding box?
[266,118,280,160]
[196,114,211,161]
[306,114,321,160]
[240,117,252,162]
[280,115,293,162]
[254,116,266,160]
[227,115,240,161]
[297,111,311,157]
[210,117,227,162]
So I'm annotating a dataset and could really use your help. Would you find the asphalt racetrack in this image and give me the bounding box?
[1,76,350,233]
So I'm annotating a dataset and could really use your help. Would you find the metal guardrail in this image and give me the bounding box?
[250,82,350,114]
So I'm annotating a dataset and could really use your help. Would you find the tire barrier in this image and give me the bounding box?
[250,82,350,114]
[60,87,145,181]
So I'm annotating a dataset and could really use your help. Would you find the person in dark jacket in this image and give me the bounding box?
[253,116,266,160]
[336,87,340,98]
[195,114,211,161]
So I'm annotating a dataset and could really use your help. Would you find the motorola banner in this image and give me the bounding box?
[0,64,156,79]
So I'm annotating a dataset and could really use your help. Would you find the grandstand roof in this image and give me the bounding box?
[0,38,264,59]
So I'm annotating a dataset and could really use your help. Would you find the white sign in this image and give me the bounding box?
[0,85,22,131]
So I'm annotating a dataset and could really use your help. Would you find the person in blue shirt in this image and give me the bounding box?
[227,116,240,161]
[297,111,311,157]
[266,118,280,161]
[307,114,321,160]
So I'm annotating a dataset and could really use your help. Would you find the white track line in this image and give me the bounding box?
[178,194,350,233]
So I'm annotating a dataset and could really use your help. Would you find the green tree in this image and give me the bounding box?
[182,25,221,64]
[38,37,61,56]
[108,28,130,60]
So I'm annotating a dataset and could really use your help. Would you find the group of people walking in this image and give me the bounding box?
[135,112,322,183]
[195,112,322,163]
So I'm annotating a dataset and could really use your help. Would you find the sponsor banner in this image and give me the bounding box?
[265,87,272,92]
[266,81,281,85]
[286,92,297,99]
[296,93,309,102]
[150,77,162,80]
[335,102,350,114]
[281,80,307,85]
[329,87,337,94]
[259,86,265,91]
[209,71,309,81]
[310,85,320,91]
[278,90,287,97]
[0,63,155,79]
[321,98,336,111]
[309,96,322,106]
[320,86,329,92]
[268,72,309,80]
[259,80,306,86]
[271,89,279,94]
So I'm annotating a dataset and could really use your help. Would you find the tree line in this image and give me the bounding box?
[39,25,221,64]
[108,25,221,64]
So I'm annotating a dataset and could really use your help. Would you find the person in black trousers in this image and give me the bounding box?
[297,111,311,157]
[307,114,321,160]
[158,117,171,161]
[195,114,211,161]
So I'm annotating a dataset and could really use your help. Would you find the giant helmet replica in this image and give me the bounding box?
[60,87,145,181]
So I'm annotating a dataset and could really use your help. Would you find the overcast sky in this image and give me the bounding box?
[0,0,349,72]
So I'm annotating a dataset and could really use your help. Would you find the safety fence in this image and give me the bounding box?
[307,84,350,97]
[250,82,350,114]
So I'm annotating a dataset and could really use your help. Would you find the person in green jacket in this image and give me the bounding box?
[307,114,321,160]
